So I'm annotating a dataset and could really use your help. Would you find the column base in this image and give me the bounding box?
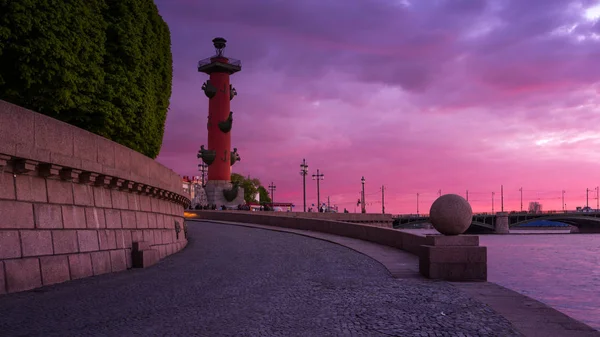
[204,180,245,208]
[191,185,208,209]
[419,235,487,282]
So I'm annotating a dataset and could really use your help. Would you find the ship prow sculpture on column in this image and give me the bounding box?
[197,37,245,208]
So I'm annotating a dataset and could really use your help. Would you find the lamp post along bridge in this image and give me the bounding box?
[312,169,324,211]
[361,176,366,213]
[300,159,308,212]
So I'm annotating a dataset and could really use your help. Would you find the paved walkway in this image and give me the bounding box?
[0,221,522,336]
[203,220,599,337]
[203,219,423,279]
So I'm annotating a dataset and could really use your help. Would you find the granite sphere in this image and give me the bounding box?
[429,194,473,235]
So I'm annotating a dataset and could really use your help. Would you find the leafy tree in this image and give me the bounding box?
[230,173,243,185]
[231,173,257,203]
[100,0,172,158]
[257,186,271,203]
[0,0,107,128]
[528,201,542,214]
[231,173,272,204]
[0,0,172,158]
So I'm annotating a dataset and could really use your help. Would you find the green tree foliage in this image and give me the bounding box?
[231,173,271,204]
[0,0,107,127]
[0,0,172,158]
[101,0,172,158]
[257,186,271,204]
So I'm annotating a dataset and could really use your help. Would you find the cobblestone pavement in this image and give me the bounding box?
[0,221,521,337]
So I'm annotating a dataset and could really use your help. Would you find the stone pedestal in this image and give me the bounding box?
[495,212,509,234]
[191,185,208,209]
[204,180,245,208]
[419,235,487,281]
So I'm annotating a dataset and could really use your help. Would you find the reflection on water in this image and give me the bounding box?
[401,229,600,330]
[480,234,600,331]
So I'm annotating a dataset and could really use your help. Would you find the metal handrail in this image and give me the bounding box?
[198,56,242,68]
[392,209,600,218]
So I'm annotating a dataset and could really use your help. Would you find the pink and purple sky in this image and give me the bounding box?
[154,0,600,214]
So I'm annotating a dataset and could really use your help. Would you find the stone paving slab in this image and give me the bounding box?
[454,282,600,337]
[0,221,521,336]
[204,220,600,337]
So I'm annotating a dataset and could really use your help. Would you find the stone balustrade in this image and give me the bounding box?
[209,211,394,227]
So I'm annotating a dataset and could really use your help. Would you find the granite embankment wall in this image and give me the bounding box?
[186,211,429,254]
[227,211,394,227]
[0,100,190,295]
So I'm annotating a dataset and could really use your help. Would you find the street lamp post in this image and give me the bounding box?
[519,187,523,212]
[312,169,324,212]
[492,191,495,213]
[300,159,308,212]
[416,193,420,215]
[198,162,208,187]
[501,185,504,212]
[596,186,600,212]
[586,188,590,209]
[361,176,366,213]
[268,182,276,205]
[381,185,385,214]
[562,190,565,212]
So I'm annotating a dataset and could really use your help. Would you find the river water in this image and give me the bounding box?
[402,229,600,330]
[480,233,600,331]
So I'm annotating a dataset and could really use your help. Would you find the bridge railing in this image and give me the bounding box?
[392,213,429,218]
[504,210,600,216]
[393,210,600,218]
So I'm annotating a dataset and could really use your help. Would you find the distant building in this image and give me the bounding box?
[182,175,203,200]
[324,205,338,213]
[577,206,594,213]
[310,203,338,213]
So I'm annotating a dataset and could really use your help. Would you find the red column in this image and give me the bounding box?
[207,59,231,181]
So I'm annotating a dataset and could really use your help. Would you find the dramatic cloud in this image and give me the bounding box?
[155,0,600,213]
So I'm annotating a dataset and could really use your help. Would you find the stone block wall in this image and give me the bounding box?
[199,210,394,227]
[0,100,189,295]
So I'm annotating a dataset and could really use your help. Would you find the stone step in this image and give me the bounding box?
[132,249,159,268]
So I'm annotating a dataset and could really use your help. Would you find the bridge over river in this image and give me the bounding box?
[394,211,600,233]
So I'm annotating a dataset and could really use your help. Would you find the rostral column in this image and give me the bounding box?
[197,37,243,207]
